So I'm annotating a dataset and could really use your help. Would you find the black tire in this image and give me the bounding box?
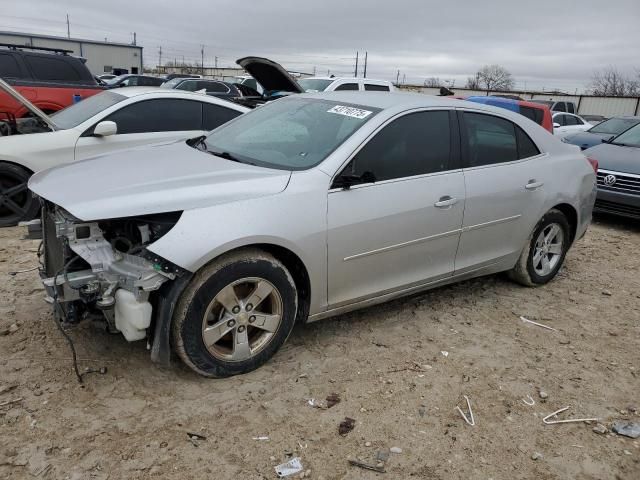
[0,162,39,227]
[508,209,571,287]
[172,249,298,377]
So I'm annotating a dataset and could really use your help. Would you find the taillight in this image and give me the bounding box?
[586,156,598,173]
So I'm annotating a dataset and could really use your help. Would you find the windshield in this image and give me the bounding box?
[161,77,183,88]
[298,79,334,92]
[104,75,127,85]
[590,117,640,135]
[611,123,640,147]
[50,90,126,129]
[202,97,380,170]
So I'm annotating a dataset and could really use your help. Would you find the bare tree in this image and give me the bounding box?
[423,77,441,87]
[465,73,481,89]
[473,64,514,91]
[589,67,639,96]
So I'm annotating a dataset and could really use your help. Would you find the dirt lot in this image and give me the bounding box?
[0,217,639,480]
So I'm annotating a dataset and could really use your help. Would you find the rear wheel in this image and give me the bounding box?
[172,249,298,377]
[509,209,570,286]
[0,162,39,227]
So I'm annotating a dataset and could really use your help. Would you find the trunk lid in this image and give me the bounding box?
[0,78,58,130]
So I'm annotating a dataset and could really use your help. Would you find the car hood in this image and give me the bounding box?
[584,142,640,175]
[563,131,612,149]
[0,78,57,130]
[236,56,304,93]
[29,141,292,221]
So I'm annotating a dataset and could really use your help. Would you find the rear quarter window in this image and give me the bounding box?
[24,55,82,81]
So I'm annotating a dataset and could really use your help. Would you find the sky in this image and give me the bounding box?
[3,0,638,93]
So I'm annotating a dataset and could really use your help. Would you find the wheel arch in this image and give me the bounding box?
[0,159,34,175]
[551,203,578,243]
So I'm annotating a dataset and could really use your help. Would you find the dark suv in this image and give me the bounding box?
[0,44,102,119]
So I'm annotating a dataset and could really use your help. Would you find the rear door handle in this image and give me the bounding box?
[434,196,459,208]
[525,180,544,190]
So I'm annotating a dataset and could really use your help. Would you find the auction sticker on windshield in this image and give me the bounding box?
[327,105,373,119]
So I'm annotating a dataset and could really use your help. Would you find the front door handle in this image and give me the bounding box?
[525,180,544,190]
[434,196,458,208]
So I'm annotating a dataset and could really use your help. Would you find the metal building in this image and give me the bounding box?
[0,31,143,76]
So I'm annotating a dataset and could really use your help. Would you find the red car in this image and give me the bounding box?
[0,44,102,119]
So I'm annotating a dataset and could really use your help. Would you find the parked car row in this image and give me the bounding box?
[2,48,636,379]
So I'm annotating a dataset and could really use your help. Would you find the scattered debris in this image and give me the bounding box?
[252,436,269,441]
[601,289,612,296]
[520,316,558,332]
[542,406,599,425]
[307,398,321,408]
[390,446,403,454]
[348,459,385,473]
[441,351,449,357]
[365,441,372,447]
[376,449,390,462]
[326,393,341,408]
[531,452,543,460]
[0,384,18,395]
[338,417,356,436]
[592,423,608,435]
[275,457,303,478]
[522,395,535,406]
[0,397,23,407]
[611,421,640,439]
[538,390,549,400]
[456,395,475,426]
[8,323,19,334]
[186,432,207,447]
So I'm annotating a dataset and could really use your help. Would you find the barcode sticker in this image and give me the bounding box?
[327,105,373,119]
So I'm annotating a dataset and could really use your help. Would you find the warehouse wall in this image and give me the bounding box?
[405,86,640,117]
[0,32,142,75]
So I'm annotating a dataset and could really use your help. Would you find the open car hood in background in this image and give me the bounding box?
[0,78,58,130]
[236,57,304,93]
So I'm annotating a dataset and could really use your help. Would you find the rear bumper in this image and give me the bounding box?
[594,188,640,219]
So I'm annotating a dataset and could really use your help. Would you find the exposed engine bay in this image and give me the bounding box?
[39,203,183,342]
[0,113,51,136]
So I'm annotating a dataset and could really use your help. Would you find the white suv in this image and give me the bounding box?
[298,77,394,92]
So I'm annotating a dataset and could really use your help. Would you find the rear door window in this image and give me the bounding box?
[202,103,242,130]
[364,84,390,91]
[520,106,543,126]
[105,99,202,134]
[565,115,578,126]
[24,55,81,81]
[0,53,23,78]
[334,83,359,91]
[462,112,517,166]
[554,115,566,126]
[567,103,576,114]
[554,102,566,112]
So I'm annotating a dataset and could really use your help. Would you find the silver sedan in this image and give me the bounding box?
[30,92,597,377]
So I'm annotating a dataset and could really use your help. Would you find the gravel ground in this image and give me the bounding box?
[0,216,639,480]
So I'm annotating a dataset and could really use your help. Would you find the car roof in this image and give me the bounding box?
[110,87,249,110]
[304,76,390,83]
[300,91,506,112]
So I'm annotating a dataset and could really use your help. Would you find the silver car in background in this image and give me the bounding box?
[29,92,597,377]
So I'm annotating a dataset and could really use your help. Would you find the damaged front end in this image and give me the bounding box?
[38,203,184,344]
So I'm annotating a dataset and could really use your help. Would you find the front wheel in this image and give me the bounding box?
[509,209,571,287]
[172,249,298,377]
[0,162,39,227]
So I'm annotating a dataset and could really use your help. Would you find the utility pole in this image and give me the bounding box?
[132,32,137,46]
[201,45,204,75]
[354,51,358,77]
[158,46,162,68]
[402,73,406,85]
[66,14,70,39]
[313,66,316,75]
[363,51,368,78]
[215,56,218,68]
[396,69,400,86]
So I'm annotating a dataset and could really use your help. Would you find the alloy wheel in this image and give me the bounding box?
[0,175,30,222]
[532,223,564,276]
[201,277,283,362]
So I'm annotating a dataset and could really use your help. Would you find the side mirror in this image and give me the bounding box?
[553,122,561,128]
[93,121,117,137]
